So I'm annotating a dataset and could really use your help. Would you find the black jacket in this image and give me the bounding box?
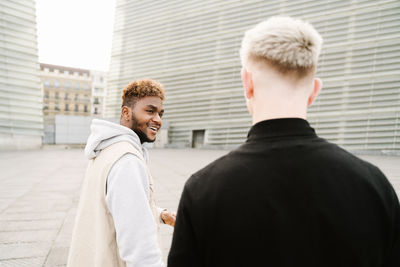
[168,118,400,267]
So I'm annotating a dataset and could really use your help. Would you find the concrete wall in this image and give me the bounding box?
[0,0,43,150]
[107,0,400,154]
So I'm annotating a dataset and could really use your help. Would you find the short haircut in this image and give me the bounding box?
[121,79,165,108]
[240,16,323,76]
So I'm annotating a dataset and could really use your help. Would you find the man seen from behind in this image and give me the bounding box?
[168,16,400,267]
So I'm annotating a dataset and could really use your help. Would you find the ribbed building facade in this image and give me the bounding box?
[0,0,42,149]
[107,0,400,153]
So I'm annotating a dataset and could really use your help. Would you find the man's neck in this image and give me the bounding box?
[251,85,309,125]
[252,109,307,125]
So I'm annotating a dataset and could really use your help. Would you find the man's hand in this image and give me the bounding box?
[161,210,176,227]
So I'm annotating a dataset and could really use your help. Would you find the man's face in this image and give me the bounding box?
[128,96,164,143]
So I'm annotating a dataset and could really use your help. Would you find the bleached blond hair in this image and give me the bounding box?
[240,16,323,76]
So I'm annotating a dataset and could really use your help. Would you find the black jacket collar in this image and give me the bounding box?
[247,118,317,141]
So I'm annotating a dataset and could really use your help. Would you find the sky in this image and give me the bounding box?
[36,0,116,72]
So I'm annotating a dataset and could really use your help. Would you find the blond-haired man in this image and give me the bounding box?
[68,79,175,267]
[168,17,400,266]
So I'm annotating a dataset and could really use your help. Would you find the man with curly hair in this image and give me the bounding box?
[168,17,400,266]
[68,79,174,267]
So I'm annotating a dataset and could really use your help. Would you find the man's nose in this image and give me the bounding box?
[153,113,162,125]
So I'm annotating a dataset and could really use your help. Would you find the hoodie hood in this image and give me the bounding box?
[84,119,148,161]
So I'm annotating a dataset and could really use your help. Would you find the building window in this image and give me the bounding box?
[83,84,89,90]
[75,94,79,101]
[43,103,49,110]
[44,91,49,99]
[64,93,69,100]
[74,71,79,76]
[65,82,70,89]
[94,97,99,104]
[65,104,69,111]
[84,105,88,112]
[83,73,88,77]
[75,83,80,90]
[55,103,59,110]
[84,95,89,101]
[94,107,98,114]
[74,104,79,112]
[44,80,50,87]
[64,70,69,75]
[54,69,59,74]
[55,92,59,99]
[100,76,103,83]
[55,80,60,88]
[44,68,49,73]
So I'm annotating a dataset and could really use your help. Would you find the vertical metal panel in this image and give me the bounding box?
[55,115,92,144]
[107,0,400,153]
[0,0,43,148]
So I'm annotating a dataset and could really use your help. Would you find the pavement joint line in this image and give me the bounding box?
[0,168,64,214]
[1,211,67,214]
[0,228,59,233]
[42,203,74,266]
[0,256,44,262]
[0,219,63,222]
[0,241,51,245]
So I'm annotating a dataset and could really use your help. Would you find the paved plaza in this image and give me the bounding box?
[0,148,399,266]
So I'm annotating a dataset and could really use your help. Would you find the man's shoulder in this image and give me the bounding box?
[316,140,382,172]
[185,147,246,189]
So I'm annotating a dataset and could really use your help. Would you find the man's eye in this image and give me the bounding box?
[146,110,154,113]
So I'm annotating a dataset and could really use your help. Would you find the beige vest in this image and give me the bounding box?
[67,141,160,267]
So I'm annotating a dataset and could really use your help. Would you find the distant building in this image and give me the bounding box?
[40,63,93,144]
[90,70,107,117]
[0,0,43,149]
[40,63,92,121]
[39,63,109,144]
[107,0,400,154]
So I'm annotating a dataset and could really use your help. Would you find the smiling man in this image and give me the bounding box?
[68,79,175,267]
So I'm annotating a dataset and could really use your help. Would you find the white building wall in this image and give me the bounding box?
[90,70,107,117]
[0,0,43,149]
[107,0,400,153]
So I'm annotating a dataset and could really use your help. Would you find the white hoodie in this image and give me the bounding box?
[84,119,164,267]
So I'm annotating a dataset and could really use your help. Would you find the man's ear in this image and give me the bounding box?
[241,68,254,100]
[307,78,322,107]
[121,106,132,121]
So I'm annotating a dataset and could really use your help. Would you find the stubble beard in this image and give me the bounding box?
[130,113,155,144]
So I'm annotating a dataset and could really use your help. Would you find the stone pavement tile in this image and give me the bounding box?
[0,202,11,212]
[0,191,30,200]
[0,219,63,232]
[3,202,71,214]
[52,222,74,248]
[0,257,45,267]
[0,230,58,243]
[44,247,69,267]
[0,243,50,260]
[0,212,65,221]
[52,208,77,248]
